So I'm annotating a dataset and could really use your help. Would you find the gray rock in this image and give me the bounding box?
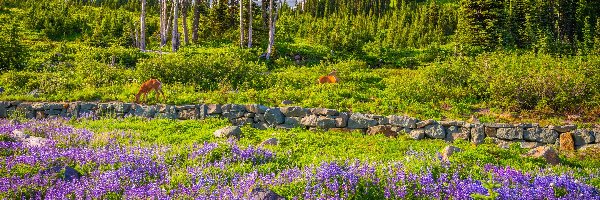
[519,141,544,149]
[254,114,265,123]
[133,105,157,118]
[207,104,222,114]
[446,126,470,142]
[114,103,132,113]
[573,129,595,146]
[440,121,465,127]
[280,106,307,117]
[441,145,462,162]
[0,106,7,118]
[214,126,242,138]
[335,112,349,127]
[253,123,270,130]
[221,104,232,113]
[281,100,294,105]
[548,125,577,133]
[245,104,269,114]
[526,146,559,165]
[484,123,513,128]
[496,128,523,140]
[80,103,97,111]
[523,127,558,144]
[264,108,285,125]
[260,138,279,146]
[409,129,425,140]
[316,117,336,129]
[347,113,378,129]
[230,117,253,126]
[276,124,297,129]
[196,104,208,119]
[312,108,339,116]
[471,125,486,145]
[388,115,417,128]
[229,104,246,113]
[416,119,436,128]
[284,117,302,127]
[595,128,600,144]
[424,124,446,139]
[222,111,245,119]
[300,115,319,127]
[249,188,285,200]
[244,112,255,118]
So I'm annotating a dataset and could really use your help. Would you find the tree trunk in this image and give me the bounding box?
[266,0,275,59]
[172,0,180,52]
[247,0,252,48]
[239,0,244,47]
[140,0,146,51]
[261,0,268,29]
[182,0,189,45]
[160,0,168,47]
[192,0,200,43]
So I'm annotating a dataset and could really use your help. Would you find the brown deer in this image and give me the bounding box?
[135,78,165,104]
[317,70,339,84]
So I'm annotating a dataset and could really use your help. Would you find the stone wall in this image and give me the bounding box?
[1,101,598,150]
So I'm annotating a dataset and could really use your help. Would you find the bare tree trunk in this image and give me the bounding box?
[247,0,252,48]
[140,0,146,51]
[265,0,275,59]
[182,0,189,45]
[160,0,168,47]
[172,0,180,52]
[192,0,200,43]
[239,0,244,47]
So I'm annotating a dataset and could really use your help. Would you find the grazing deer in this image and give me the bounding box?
[135,78,165,104]
[318,70,339,84]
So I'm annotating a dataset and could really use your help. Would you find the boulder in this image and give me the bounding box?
[0,106,6,118]
[484,126,497,138]
[245,104,267,114]
[281,100,294,105]
[496,128,523,140]
[284,117,302,127]
[416,119,435,128]
[335,112,349,128]
[207,104,222,114]
[409,129,425,140]
[280,106,307,117]
[387,115,417,128]
[214,126,242,138]
[548,125,577,133]
[367,125,397,137]
[347,113,377,129]
[594,128,600,144]
[483,123,513,128]
[230,117,253,126]
[470,125,486,145]
[312,108,338,116]
[264,108,285,125]
[573,129,595,146]
[440,121,465,127]
[441,145,462,162]
[249,188,285,200]
[526,146,559,165]
[424,124,446,139]
[523,127,558,144]
[559,132,575,152]
[316,117,336,129]
[253,123,270,130]
[300,115,319,127]
[11,130,29,141]
[445,126,470,142]
[260,138,279,146]
[24,136,50,147]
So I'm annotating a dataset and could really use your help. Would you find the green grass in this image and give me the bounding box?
[68,117,600,188]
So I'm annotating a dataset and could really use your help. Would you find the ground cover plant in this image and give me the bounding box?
[1,117,599,199]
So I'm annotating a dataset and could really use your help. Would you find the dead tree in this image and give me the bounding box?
[239,0,244,47]
[265,0,279,60]
[140,0,146,51]
[172,0,180,52]
[247,0,253,48]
